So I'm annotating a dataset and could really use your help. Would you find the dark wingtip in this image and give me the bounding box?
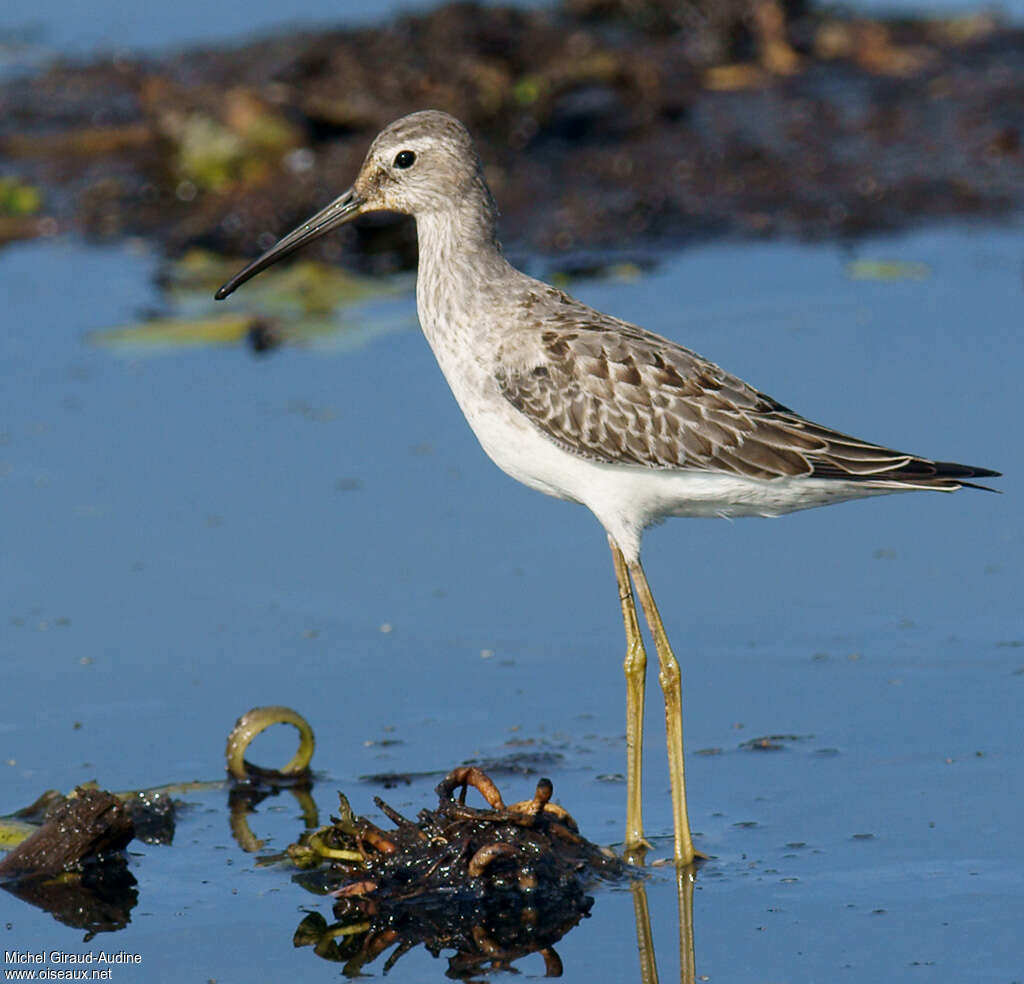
[932,461,1001,480]
[811,455,1002,492]
[930,461,1001,493]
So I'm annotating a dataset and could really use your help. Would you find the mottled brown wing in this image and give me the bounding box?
[495,319,987,486]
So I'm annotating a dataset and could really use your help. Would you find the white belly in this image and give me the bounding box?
[416,281,898,562]
[430,358,895,561]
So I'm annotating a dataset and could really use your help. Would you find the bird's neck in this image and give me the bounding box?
[414,189,513,343]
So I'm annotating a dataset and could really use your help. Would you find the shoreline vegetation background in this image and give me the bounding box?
[2,0,1024,269]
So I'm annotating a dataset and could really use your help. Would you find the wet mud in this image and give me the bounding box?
[1,1,1022,269]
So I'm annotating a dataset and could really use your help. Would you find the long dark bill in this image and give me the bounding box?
[214,187,365,300]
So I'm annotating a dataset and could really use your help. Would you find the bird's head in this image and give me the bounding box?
[214,110,485,300]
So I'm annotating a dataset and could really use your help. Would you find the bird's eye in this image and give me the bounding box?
[393,150,416,169]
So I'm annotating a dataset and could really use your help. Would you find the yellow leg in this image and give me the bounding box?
[609,538,651,859]
[628,558,699,865]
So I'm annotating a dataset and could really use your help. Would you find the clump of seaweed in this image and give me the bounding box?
[289,766,624,976]
[295,766,621,895]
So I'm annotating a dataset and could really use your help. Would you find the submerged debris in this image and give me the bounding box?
[289,766,625,977]
[87,248,405,355]
[739,733,813,751]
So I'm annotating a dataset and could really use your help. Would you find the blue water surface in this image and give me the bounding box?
[1,220,1021,981]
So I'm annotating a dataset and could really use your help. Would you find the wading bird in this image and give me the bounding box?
[216,111,999,864]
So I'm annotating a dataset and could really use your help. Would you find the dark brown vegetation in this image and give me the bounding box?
[289,767,624,977]
[0,788,133,879]
[0,789,139,935]
[1,1,1022,270]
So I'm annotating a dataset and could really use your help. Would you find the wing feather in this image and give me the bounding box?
[494,298,998,489]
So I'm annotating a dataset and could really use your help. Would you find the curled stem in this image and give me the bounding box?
[225,705,315,780]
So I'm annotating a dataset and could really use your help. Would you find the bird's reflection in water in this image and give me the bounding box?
[632,863,699,984]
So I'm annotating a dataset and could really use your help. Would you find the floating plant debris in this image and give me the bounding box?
[287,766,625,977]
